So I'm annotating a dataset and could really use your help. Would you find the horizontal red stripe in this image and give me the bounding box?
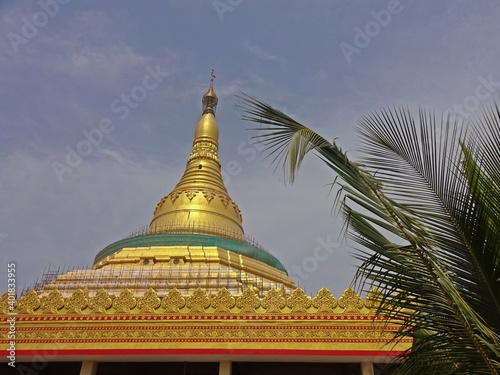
[14,348,403,357]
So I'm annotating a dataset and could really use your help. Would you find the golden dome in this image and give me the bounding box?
[149,74,244,241]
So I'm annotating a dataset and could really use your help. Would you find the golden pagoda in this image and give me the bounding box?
[1,75,410,375]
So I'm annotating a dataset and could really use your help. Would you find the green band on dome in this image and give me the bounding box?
[93,233,287,273]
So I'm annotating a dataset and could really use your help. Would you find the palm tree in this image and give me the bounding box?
[237,94,500,374]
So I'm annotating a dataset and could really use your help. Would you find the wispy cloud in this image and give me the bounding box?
[214,79,244,98]
[244,40,279,61]
[99,148,143,169]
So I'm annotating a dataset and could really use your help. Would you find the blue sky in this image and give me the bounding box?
[1,0,500,296]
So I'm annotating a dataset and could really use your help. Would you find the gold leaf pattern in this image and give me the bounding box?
[185,189,199,202]
[89,289,112,313]
[137,288,161,313]
[312,287,337,313]
[186,288,210,313]
[0,292,16,314]
[169,191,182,203]
[40,290,64,314]
[236,287,260,313]
[13,325,400,342]
[261,288,286,313]
[161,288,186,313]
[219,195,230,208]
[65,289,88,314]
[0,286,392,317]
[211,287,235,312]
[113,289,136,313]
[203,190,217,203]
[338,288,363,312]
[365,288,383,310]
[17,290,41,314]
[287,287,311,313]
[232,203,243,220]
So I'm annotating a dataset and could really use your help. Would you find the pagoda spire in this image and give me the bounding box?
[149,72,244,241]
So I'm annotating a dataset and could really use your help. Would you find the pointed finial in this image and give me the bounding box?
[202,69,218,114]
[210,69,216,88]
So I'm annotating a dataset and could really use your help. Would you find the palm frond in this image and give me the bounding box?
[237,93,500,374]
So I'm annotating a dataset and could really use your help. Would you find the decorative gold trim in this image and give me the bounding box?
[64,288,88,314]
[161,288,186,313]
[113,289,137,314]
[0,287,410,355]
[211,287,235,313]
[5,287,390,316]
[137,288,161,313]
[89,289,113,313]
[338,287,364,312]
